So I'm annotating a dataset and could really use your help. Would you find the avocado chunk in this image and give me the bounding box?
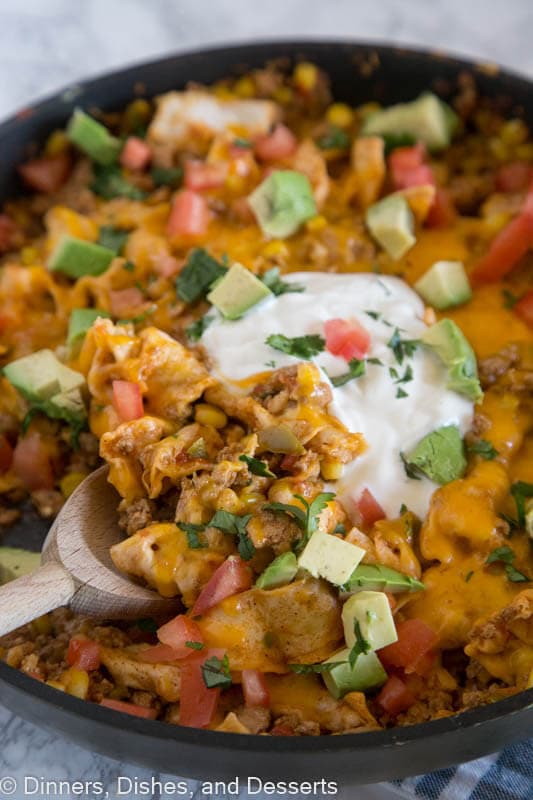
[342,591,398,652]
[48,235,116,278]
[343,563,425,594]
[68,308,110,346]
[361,92,459,152]
[248,170,317,238]
[0,547,40,585]
[415,260,472,310]
[255,552,298,590]
[404,425,466,484]
[207,262,272,320]
[4,349,87,426]
[298,530,365,586]
[66,108,122,165]
[365,195,416,259]
[322,648,387,699]
[422,318,482,401]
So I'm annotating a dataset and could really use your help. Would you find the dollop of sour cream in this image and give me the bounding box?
[201,272,474,519]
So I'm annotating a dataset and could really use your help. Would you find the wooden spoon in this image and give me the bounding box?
[0,466,176,637]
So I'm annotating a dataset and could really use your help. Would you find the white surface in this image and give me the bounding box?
[203,272,473,518]
[0,0,530,797]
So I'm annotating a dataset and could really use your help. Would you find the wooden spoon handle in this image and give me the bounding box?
[0,562,75,637]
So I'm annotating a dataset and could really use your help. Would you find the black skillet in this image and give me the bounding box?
[0,40,531,783]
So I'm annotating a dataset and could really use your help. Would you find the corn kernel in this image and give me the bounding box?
[484,212,511,236]
[62,667,90,699]
[272,86,293,105]
[44,129,70,157]
[234,76,255,98]
[261,239,289,258]
[195,403,228,429]
[59,472,86,499]
[31,614,52,636]
[320,458,344,481]
[306,215,327,233]
[326,103,354,129]
[20,246,38,266]
[500,118,528,146]
[293,62,318,92]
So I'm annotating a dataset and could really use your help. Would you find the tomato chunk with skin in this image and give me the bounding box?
[112,380,144,422]
[12,432,55,491]
[378,619,438,674]
[356,488,386,525]
[184,160,227,191]
[377,674,416,715]
[514,290,533,328]
[471,212,533,285]
[242,669,270,707]
[324,318,371,361]
[108,287,145,317]
[426,188,456,228]
[156,615,203,659]
[120,137,151,171]
[179,648,225,728]
[167,190,209,237]
[18,154,71,193]
[255,124,297,161]
[67,638,101,671]
[389,144,433,190]
[0,435,13,473]
[100,698,157,719]
[192,556,253,617]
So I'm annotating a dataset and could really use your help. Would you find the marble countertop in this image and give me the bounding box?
[0,0,531,797]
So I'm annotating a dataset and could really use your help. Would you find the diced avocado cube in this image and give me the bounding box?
[207,262,272,320]
[361,92,459,152]
[405,424,466,485]
[66,108,121,165]
[248,170,317,239]
[322,648,387,699]
[422,319,482,401]
[342,591,398,652]
[51,388,86,423]
[0,547,40,585]
[415,260,472,310]
[255,552,298,590]
[4,349,84,401]
[298,530,365,586]
[365,195,416,260]
[343,563,425,594]
[48,235,115,278]
[68,308,110,346]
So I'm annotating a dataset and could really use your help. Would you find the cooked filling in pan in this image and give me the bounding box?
[0,60,532,734]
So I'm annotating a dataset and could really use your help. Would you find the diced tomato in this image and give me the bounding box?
[356,488,386,525]
[67,638,101,671]
[324,318,371,361]
[179,649,225,728]
[271,724,296,736]
[112,380,144,422]
[426,188,456,228]
[255,124,297,161]
[377,675,416,716]
[108,287,145,317]
[12,432,55,491]
[100,698,158,719]
[192,556,253,617]
[379,619,438,675]
[18,153,71,194]
[471,212,533,285]
[495,162,532,193]
[388,144,433,190]
[138,643,185,663]
[184,160,228,191]
[120,137,152,171]
[242,669,270,707]
[156,615,203,658]
[0,435,14,473]
[0,214,18,253]
[166,190,209,237]
[514,290,533,328]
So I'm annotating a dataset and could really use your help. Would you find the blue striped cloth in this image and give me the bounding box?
[388,740,533,800]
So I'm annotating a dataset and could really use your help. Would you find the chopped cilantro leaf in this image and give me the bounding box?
[150,166,183,188]
[486,546,530,583]
[122,260,135,272]
[177,522,207,549]
[348,619,371,668]
[176,249,227,304]
[185,315,213,342]
[91,164,146,200]
[465,570,474,583]
[264,492,335,552]
[289,662,340,674]
[135,618,158,633]
[387,328,419,364]
[261,267,305,296]
[400,452,422,480]
[502,289,519,309]
[505,565,529,583]
[381,132,417,155]
[468,440,498,460]
[329,359,366,387]
[208,510,255,560]
[265,360,277,369]
[510,481,533,528]
[97,225,129,254]
[367,357,383,366]
[365,310,381,320]
[396,387,408,398]
[185,641,205,651]
[266,333,325,360]
[232,137,252,149]
[394,364,413,384]
[201,654,232,690]
[239,454,276,478]
[317,127,350,150]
